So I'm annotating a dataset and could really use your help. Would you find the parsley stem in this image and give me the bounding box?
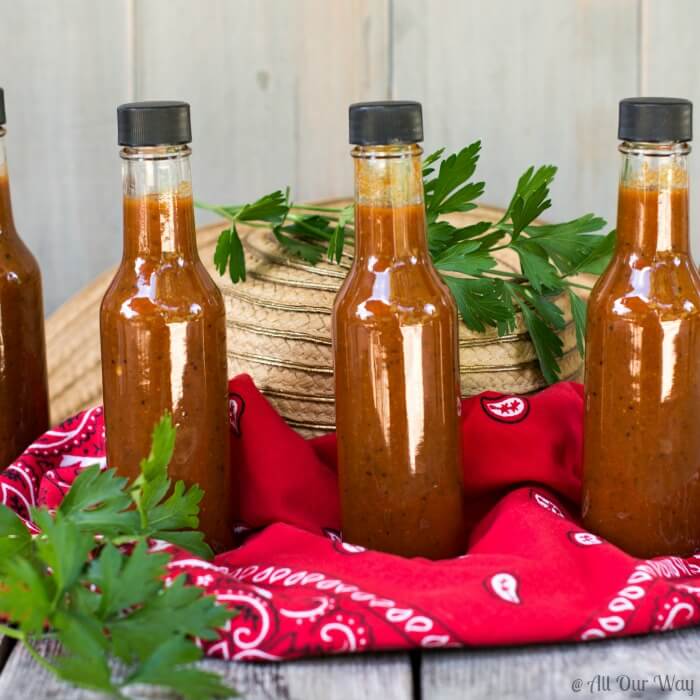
[291,204,343,214]
[485,269,520,278]
[232,221,269,229]
[0,622,22,640]
[22,638,62,678]
[286,214,334,240]
[194,201,237,220]
[567,281,593,291]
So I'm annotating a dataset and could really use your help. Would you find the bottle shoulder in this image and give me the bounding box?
[101,256,224,322]
[0,233,41,285]
[334,259,456,323]
[589,254,700,322]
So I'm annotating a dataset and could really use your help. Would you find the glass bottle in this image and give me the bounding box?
[333,101,466,558]
[0,87,49,467]
[100,102,233,552]
[583,97,700,558]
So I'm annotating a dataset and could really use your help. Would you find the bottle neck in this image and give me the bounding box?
[121,144,197,259]
[352,143,427,261]
[0,129,16,237]
[616,141,690,256]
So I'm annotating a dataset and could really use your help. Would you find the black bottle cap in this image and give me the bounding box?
[117,101,191,147]
[618,97,692,142]
[0,88,5,126]
[349,101,423,145]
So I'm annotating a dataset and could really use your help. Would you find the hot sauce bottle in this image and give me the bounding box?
[100,102,234,552]
[333,101,466,558]
[0,88,49,466]
[583,98,700,558]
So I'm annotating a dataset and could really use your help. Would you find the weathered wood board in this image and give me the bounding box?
[421,628,700,699]
[0,638,413,700]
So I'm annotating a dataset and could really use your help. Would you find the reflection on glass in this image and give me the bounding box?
[583,140,700,557]
[0,125,49,467]
[333,143,466,558]
[100,140,233,552]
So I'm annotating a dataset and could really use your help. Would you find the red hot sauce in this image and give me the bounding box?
[100,102,234,552]
[333,102,466,558]
[0,93,49,467]
[583,98,700,558]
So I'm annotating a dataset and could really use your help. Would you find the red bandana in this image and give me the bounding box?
[2,375,699,661]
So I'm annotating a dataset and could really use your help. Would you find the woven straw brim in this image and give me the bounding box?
[46,203,590,437]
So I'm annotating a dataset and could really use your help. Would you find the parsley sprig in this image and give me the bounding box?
[0,416,236,699]
[198,141,614,383]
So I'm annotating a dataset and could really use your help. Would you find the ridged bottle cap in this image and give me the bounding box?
[618,97,692,142]
[117,101,191,146]
[0,88,5,126]
[349,101,423,145]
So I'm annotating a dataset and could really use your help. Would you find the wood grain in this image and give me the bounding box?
[195,653,413,700]
[0,639,413,700]
[392,0,639,237]
[643,0,700,257]
[420,628,700,699]
[5,0,697,313]
[2,632,700,699]
[0,638,14,676]
[134,0,390,218]
[0,0,130,313]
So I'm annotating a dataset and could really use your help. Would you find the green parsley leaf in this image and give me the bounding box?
[571,230,616,275]
[213,228,232,276]
[502,165,557,225]
[58,465,136,536]
[132,414,176,512]
[236,190,288,224]
[0,505,32,560]
[516,298,564,384]
[518,287,566,331]
[425,142,484,220]
[53,610,114,694]
[136,418,170,481]
[199,142,610,385]
[568,290,588,356]
[272,226,324,264]
[422,147,445,179]
[32,509,94,595]
[128,415,213,558]
[328,205,353,263]
[213,226,245,283]
[280,215,334,241]
[0,414,237,698]
[154,529,210,556]
[127,637,235,700]
[526,214,609,274]
[88,541,168,621]
[0,555,54,634]
[428,220,493,258]
[435,241,497,277]
[510,183,551,237]
[113,574,230,645]
[143,480,204,534]
[228,225,246,283]
[475,230,509,252]
[427,221,459,256]
[444,276,516,334]
[512,239,564,293]
[108,571,233,671]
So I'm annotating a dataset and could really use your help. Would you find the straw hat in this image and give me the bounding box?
[46,203,584,437]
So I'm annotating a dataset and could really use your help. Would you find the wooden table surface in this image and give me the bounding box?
[0,628,698,699]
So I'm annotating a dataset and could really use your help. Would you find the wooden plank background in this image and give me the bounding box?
[0,0,698,313]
